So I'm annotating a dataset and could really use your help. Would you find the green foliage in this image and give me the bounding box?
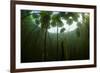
[60,28,66,33]
[61,12,79,25]
[31,11,80,29]
[40,11,51,29]
[67,18,73,25]
[32,13,39,19]
[59,12,66,17]
[21,10,80,29]
[51,14,63,27]
[21,10,32,19]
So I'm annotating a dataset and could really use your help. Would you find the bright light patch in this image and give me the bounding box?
[48,19,78,33]
[69,16,73,19]
[68,22,77,32]
[30,10,40,14]
[78,14,82,23]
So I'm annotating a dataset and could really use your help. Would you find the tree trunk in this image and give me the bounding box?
[57,26,59,60]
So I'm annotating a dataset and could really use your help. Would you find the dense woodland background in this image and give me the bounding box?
[21,10,90,62]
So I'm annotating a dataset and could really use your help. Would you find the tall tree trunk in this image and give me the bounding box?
[43,23,48,61]
[44,28,47,61]
[57,25,59,60]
